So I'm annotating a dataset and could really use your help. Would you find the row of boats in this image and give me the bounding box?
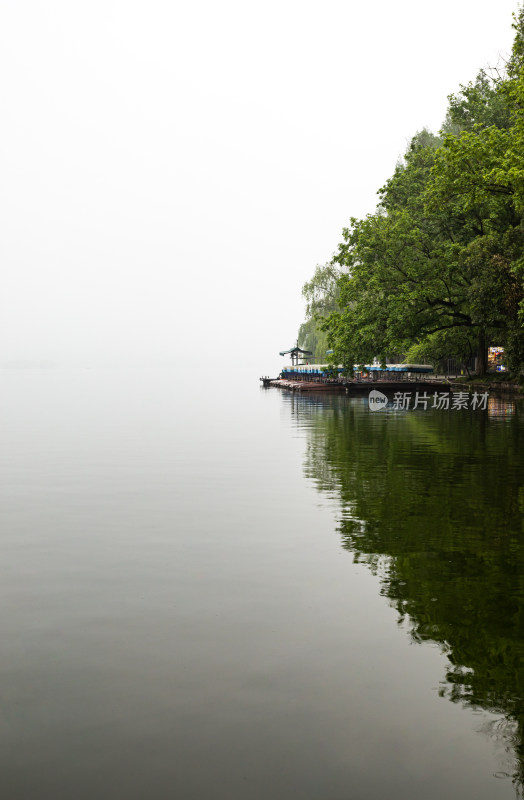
[281,363,434,376]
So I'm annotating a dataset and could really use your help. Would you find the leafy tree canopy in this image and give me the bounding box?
[300,7,524,376]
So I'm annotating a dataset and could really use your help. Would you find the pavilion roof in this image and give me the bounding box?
[279,346,313,356]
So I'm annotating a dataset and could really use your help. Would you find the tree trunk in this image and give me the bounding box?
[476,329,488,377]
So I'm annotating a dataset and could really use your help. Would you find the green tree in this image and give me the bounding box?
[304,8,524,377]
[442,70,511,135]
[323,130,498,374]
[298,263,342,361]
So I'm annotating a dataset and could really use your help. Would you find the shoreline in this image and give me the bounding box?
[262,377,523,397]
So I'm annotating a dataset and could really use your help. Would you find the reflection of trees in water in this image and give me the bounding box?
[300,395,524,795]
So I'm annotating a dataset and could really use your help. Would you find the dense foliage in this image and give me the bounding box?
[298,263,340,361]
[300,9,524,377]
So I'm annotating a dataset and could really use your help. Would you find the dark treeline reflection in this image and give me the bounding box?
[292,393,524,794]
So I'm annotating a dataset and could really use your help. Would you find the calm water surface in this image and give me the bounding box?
[1,368,523,799]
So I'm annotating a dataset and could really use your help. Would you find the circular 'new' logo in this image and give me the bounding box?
[368,390,388,411]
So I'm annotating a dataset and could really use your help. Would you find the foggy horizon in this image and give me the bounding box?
[1,0,519,375]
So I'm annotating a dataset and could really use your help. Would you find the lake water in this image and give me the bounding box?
[1,368,523,799]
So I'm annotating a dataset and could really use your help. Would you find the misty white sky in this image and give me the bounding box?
[0,0,520,373]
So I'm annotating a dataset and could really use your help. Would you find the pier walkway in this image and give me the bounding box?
[261,376,455,394]
[260,376,522,395]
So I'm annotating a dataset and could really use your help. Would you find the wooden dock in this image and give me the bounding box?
[268,378,339,391]
[261,367,523,395]
[261,377,456,394]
